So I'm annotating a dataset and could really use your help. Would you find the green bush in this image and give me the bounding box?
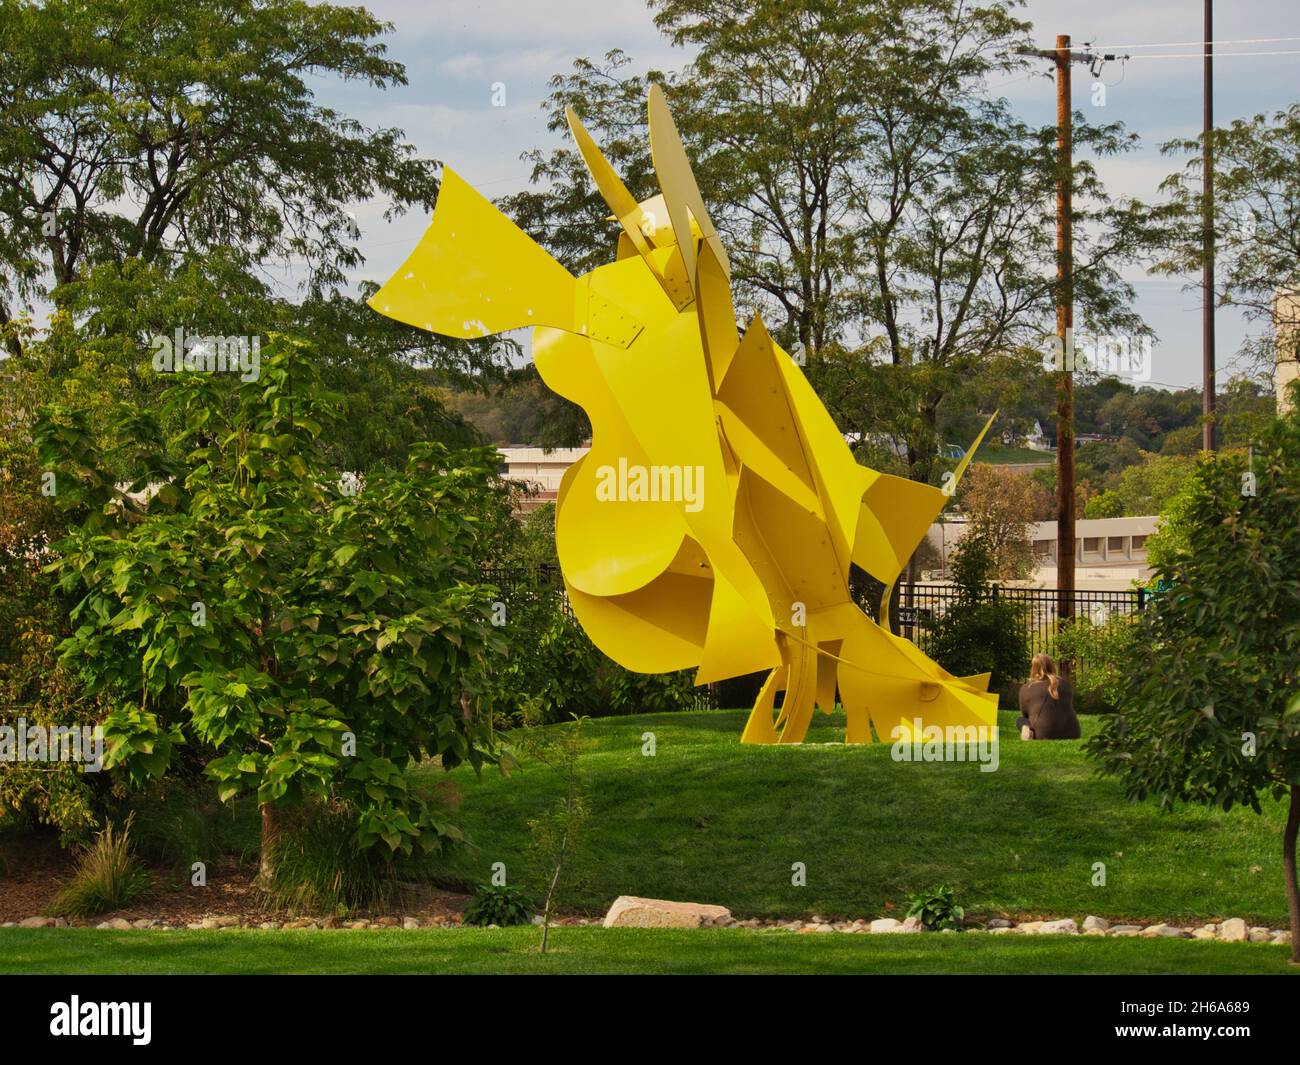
[905,884,964,930]
[463,882,535,927]
[926,530,1030,702]
[261,801,396,916]
[48,817,152,917]
[1051,614,1141,713]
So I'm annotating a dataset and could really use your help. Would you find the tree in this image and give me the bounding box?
[0,0,511,463]
[954,464,1045,580]
[1151,105,1300,372]
[513,711,588,954]
[37,341,505,879]
[509,0,1148,486]
[1088,413,1300,961]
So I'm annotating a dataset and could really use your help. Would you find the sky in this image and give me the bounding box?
[307,0,1300,391]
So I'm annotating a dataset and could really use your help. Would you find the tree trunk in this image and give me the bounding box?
[1284,784,1300,965]
[258,801,281,887]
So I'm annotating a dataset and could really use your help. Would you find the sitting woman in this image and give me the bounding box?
[1016,653,1081,740]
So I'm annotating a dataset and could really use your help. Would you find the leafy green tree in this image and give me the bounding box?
[510,0,1148,486]
[1088,414,1300,960]
[37,340,505,878]
[1112,452,1196,516]
[1151,105,1300,372]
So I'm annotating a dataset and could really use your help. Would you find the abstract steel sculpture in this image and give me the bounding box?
[371,86,998,744]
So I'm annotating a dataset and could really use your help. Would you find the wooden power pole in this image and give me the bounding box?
[1202,0,1217,451]
[1017,35,1101,667]
[1053,34,1076,643]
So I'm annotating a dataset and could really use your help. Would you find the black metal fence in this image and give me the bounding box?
[884,583,1144,674]
[483,567,1144,685]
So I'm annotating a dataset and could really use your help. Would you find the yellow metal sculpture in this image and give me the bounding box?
[370,86,999,744]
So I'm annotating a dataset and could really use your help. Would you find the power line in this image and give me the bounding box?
[1124,49,1300,60]
[1086,35,1300,50]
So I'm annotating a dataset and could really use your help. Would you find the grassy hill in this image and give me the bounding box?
[420,709,1291,926]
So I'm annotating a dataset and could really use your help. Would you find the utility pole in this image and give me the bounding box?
[1202,0,1217,450]
[1016,35,1104,668]
[1053,34,1076,645]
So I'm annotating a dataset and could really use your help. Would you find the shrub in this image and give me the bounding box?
[1051,614,1141,713]
[48,816,151,917]
[261,801,400,916]
[463,882,535,927]
[926,530,1031,701]
[905,884,964,931]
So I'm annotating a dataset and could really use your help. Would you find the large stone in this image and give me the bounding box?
[17,916,55,928]
[403,917,421,930]
[869,918,904,933]
[987,918,1014,930]
[1140,923,1188,938]
[96,918,133,930]
[1040,918,1079,935]
[1015,921,1045,934]
[1218,917,1248,942]
[900,916,925,932]
[1082,915,1109,932]
[1110,925,1143,936]
[602,896,731,929]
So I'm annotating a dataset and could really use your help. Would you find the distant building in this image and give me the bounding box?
[926,515,1160,589]
[498,446,588,513]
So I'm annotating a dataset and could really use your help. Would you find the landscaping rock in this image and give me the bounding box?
[342,919,371,930]
[869,918,904,934]
[1110,925,1143,936]
[54,917,68,928]
[900,917,924,932]
[987,918,1013,929]
[18,916,54,928]
[1140,924,1187,938]
[1271,931,1291,945]
[1192,928,1217,940]
[132,919,156,929]
[96,918,133,930]
[373,916,400,928]
[602,896,732,929]
[1040,919,1079,935]
[283,919,317,930]
[1015,921,1045,934]
[403,917,420,930]
[1218,917,1248,942]
[1082,915,1109,932]
[1249,930,1273,943]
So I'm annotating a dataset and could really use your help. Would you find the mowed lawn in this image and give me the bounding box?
[418,709,1292,926]
[1,927,1295,975]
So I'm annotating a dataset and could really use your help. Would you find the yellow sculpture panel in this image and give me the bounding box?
[371,86,999,744]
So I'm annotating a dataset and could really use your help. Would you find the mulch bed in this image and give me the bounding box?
[0,836,476,926]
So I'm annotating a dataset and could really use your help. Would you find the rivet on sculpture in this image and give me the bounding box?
[371,86,998,744]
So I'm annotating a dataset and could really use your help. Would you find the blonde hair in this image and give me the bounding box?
[1029,653,1060,699]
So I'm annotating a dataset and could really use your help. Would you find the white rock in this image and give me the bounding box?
[1218,917,1248,942]
[602,896,731,929]
[1082,915,1109,932]
[1140,923,1187,938]
[1271,930,1291,945]
[17,916,55,928]
[1015,921,1045,934]
[1110,925,1143,936]
[1192,928,1217,939]
[1040,918,1079,935]
[403,917,420,930]
[96,918,132,930]
[987,918,1014,929]
[1249,930,1272,943]
[869,918,904,933]
[900,916,925,932]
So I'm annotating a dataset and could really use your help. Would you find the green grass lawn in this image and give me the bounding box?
[417,709,1292,927]
[1,927,1294,975]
